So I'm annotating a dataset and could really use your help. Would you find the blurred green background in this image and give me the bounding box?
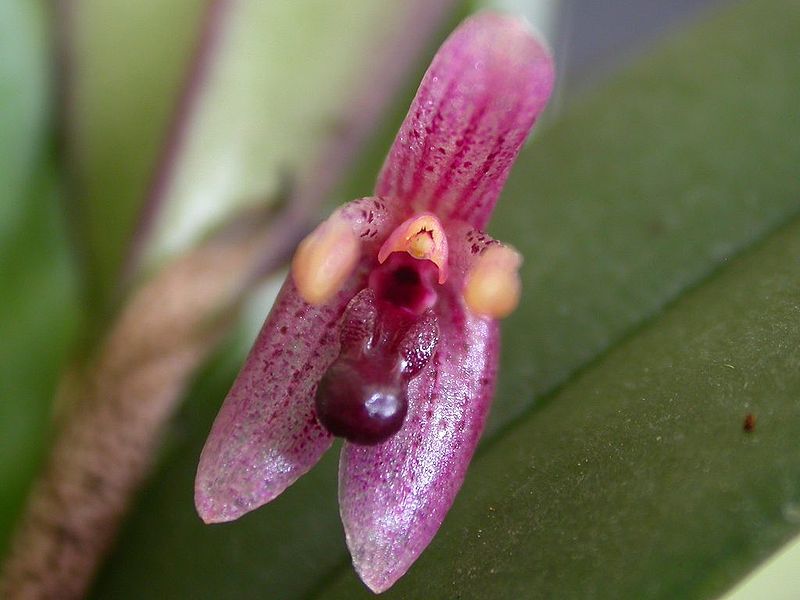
[2,0,799,598]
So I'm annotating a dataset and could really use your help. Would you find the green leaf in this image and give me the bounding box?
[0,0,80,555]
[0,0,49,240]
[488,0,800,435]
[91,0,800,597]
[0,169,80,554]
[322,200,800,600]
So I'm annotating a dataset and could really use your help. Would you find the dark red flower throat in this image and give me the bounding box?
[315,255,440,445]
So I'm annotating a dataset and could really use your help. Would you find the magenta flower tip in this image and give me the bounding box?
[195,11,553,591]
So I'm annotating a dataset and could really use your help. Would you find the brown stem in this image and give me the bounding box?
[0,225,267,599]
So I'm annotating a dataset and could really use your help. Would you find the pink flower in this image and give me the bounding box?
[195,12,554,593]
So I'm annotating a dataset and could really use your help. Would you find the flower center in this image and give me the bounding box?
[314,289,438,445]
[308,213,449,444]
[368,252,439,315]
[367,211,449,315]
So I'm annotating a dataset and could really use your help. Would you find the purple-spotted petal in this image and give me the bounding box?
[196,278,362,524]
[338,286,499,592]
[376,12,554,229]
[195,279,340,523]
[195,196,402,523]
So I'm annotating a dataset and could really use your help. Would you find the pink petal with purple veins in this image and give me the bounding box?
[375,12,555,229]
[338,286,499,593]
[195,197,401,524]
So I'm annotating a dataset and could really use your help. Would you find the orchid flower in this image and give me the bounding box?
[195,12,554,593]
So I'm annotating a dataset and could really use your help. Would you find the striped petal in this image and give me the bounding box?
[338,285,499,592]
[195,198,399,523]
[375,12,554,229]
